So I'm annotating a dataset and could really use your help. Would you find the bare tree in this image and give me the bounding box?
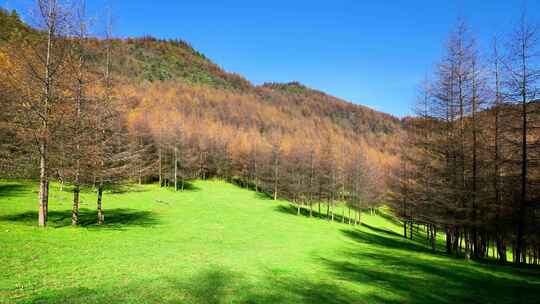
[504,9,540,263]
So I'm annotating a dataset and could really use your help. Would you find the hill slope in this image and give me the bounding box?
[1,180,539,303]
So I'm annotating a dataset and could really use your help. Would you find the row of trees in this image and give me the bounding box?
[124,82,388,224]
[392,15,540,265]
[0,1,129,226]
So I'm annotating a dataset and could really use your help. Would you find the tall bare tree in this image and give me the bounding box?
[505,9,540,263]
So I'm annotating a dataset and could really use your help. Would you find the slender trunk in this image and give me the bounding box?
[97,183,104,225]
[72,183,79,226]
[253,144,258,192]
[516,41,529,264]
[404,221,407,238]
[498,237,507,263]
[158,142,162,187]
[309,149,314,217]
[38,146,47,227]
[72,62,83,226]
[431,225,437,251]
[326,201,330,221]
[273,153,279,201]
[174,146,178,191]
[72,140,80,225]
[471,58,479,258]
[493,40,504,264]
[37,1,55,227]
[446,228,452,254]
[138,137,142,185]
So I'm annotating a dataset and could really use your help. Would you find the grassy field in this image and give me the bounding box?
[0,180,539,303]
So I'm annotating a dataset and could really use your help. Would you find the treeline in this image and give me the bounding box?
[123,82,390,224]
[392,17,540,265]
[0,2,402,227]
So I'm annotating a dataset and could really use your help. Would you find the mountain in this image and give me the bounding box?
[109,36,402,143]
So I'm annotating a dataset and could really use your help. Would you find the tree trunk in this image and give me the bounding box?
[497,237,507,263]
[97,184,104,225]
[273,154,279,201]
[158,120,163,187]
[174,146,178,191]
[516,92,528,264]
[326,201,330,221]
[72,183,80,226]
[431,225,437,251]
[404,221,407,238]
[38,146,47,227]
[446,228,452,254]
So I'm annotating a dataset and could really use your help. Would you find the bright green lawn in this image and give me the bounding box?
[0,180,539,303]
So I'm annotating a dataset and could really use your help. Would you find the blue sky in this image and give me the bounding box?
[2,0,538,117]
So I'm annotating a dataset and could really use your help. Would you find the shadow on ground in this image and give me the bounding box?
[158,180,201,192]
[26,266,369,304]
[0,208,159,229]
[322,227,540,303]
[274,204,359,224]
[27,255,540,304]
[0,183,29,198]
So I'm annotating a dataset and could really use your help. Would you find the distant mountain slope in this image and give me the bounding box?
[109,39,399,142]
[105,34,404,159]
[259,82,401,138]
[111,37,253,91]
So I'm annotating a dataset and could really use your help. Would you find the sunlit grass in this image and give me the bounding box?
[0,180,538,303]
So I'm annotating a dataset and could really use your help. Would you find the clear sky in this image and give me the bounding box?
[2,0,538,117]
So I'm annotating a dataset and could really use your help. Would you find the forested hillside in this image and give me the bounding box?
[0,5,402,229]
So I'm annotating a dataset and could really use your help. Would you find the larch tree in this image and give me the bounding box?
[504,10,540,263]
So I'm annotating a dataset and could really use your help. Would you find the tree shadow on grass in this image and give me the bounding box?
[24,266,369,304]
[254,191,273,201]
[326,228,540,304]
[274,204,359,224]
[15,254,540,304]
[376,209,405,227]
[274,204,311,217]
[342,228,433,254]
[0,208,159,230]
[106,183,150,194]
[0,183,30,198]
[159,180,201,192]
[361,222,403,238]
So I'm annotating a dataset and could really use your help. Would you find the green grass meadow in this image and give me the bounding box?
[1,180,539,303]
